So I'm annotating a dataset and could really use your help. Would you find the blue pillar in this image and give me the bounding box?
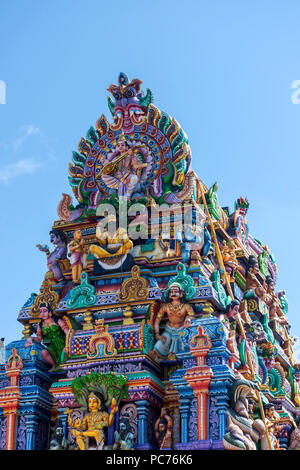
[58,407,68,441]
[216,395,228,439]
[26,417,38,450]
[136,400,149,446]
[179,397,190,444]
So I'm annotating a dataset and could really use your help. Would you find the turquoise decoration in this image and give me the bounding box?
[167,262,196,300]
[210,270,231,308]
[66,272,96,309]
[258,251,269,277]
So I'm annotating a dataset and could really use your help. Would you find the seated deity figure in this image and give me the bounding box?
[67,393,118,450]
[148,283,195,361]
[89,217,133,260]
[100,133,150,198]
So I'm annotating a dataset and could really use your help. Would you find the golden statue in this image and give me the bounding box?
[68,229,87,284]
[67,393,118,450]
[89,218,133,260]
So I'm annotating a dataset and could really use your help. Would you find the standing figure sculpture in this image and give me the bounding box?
[155,408,173,449]
[264,404,283,450]
[244,255,269,303]
[25,302,66,371]
[68,229,87,284]
[149,282,195,361]
[37,229,68,283]
[67,393,118,450]
[265,276,289,325]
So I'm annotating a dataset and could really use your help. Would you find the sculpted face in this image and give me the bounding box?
[50,232,60,245]
[88,394,101,412]
[73,229,82,241]
[169,285,182,300]
[267,406,275,417]
[158,423,166,433]
[40,306,50,320]
[117,140,128,154]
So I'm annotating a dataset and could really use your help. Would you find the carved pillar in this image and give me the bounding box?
[183,325,213,441]
[25,417,38,450]
[0,348,23,450]
[178,397,190,443]
[136,399,149,446]
[58,407,68,442]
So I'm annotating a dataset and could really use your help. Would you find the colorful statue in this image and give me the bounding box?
[175,224,207,265]
[107,72,152,134]
[265,275,289,325]
[113,413,134,450]
[37,229,68,283]
[67,392,118,450]
[230,197,250,246]
[223,379,267,450]
[264,404,283,450]
[25,302,66,371]
[221,239,240,283]
[244,255,269,302]
[68,229,87,284]
[154,408,173,449]
[89,220,133,260]
[50,420,68,450]
[149,283,195,361]
[99,133,151,198]
[221,300,240,368]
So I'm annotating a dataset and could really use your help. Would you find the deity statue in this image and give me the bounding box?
[148,282,195,361]
[221,300,240,368]
[244,255,269,303]
[89,219,133,261]
[154,408,173,449]
[264,404,283,450]
[50,420,68,450]
[25,302,66,371]
[37,229,69,283]
[113,413,134,450]
[265,275,289,325]
[175,224,211,266]
[223,378,268,450]
[67,393,118,450]
[68,228,87,284]
[221,239,240,283]
[99,133,150,198]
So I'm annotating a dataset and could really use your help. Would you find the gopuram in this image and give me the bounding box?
[0,73,299,451]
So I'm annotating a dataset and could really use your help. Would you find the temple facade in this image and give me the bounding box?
[0,73,299,451]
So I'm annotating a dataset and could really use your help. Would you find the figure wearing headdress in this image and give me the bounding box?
[100,133,149,198]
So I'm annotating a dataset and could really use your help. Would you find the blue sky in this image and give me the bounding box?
[1,1,300,356]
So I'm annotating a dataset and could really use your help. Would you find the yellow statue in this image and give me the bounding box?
[89,222,133,260]
[67,393,118,450]
[68,229,87,284]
